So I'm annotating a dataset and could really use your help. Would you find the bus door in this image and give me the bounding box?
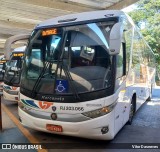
[114,42,129,133]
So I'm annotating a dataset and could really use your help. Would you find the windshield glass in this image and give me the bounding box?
[4,52,24,85]
[21,21,115,97]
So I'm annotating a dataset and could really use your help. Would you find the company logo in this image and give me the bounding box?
[21,99,54,110]
[86,104,102,107]
[52,106,57,111]
[41,96,64,101]
[12,87,17,90]
[38,101,53,109]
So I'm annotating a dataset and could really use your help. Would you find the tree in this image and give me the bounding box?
[128,0,160,69]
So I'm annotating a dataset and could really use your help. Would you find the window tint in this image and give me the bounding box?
[116,45,123,78]
[124,29,132,73]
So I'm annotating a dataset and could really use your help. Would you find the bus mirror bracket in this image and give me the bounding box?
[109,22,123,55]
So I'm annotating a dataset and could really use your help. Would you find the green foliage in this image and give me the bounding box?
[128,0,160,66]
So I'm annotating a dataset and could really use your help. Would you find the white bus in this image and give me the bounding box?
[0,55,7,93]
[18,10,155,140]
[3,46,26,101]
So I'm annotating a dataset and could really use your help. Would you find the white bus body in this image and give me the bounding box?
[18,10,155,140]
[3,46,26,102]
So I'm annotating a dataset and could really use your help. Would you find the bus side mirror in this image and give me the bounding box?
[109,22,123,55]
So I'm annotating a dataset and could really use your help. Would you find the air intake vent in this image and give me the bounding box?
[58,18,77,23]
[105,14,114,17]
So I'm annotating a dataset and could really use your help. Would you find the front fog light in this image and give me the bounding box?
[51,113,57,120]
[101,126,109,134]
[82,102,117,119]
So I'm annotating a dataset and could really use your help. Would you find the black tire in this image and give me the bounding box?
[147,96,151,101]
[127,98,135,125]
[147,85,152,101]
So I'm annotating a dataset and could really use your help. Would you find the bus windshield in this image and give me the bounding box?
[4,53,24,86]
[21,21,116,100]
[0,61,6,81]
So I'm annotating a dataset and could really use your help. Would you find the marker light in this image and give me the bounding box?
[82,102,117,119]
[15,97,19,101]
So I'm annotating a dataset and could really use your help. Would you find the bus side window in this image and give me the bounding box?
[116,43,126,79]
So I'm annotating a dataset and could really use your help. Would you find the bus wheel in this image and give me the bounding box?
[147,85,152,101]
[128,99,135,125]
[147,96,151,101]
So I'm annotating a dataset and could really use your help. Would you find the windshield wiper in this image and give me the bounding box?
[53,33,80,101]
[7,68,20,85]
[31,61,50,98]
[61,62,80,100]
[30,31,80,101]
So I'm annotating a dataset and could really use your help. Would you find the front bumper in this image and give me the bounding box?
[19,107,115,140]
[3,89,19,102]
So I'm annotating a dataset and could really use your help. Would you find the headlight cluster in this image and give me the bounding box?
[9,90,18,95]
[82,102,117,119]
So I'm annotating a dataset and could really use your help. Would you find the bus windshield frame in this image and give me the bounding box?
[4,52,24,86]
[20,19,118,102]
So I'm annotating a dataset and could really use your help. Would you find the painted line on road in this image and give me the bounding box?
[2,103,48,152]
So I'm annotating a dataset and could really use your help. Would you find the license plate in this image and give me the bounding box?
[46,124,63,132]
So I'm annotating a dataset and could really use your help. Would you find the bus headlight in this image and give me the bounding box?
[82,102,117,119]
[3,87,18,95]
[7,90,19,95]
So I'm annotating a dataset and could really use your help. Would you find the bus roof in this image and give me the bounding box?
[36,10,125,29]
[12,46,26,53]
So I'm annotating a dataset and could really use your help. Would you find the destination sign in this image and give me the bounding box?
[42,28,58,36]
[0,60,6,63]
[13,53,24,57]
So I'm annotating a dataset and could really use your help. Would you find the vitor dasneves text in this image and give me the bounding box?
[132,144,158,149]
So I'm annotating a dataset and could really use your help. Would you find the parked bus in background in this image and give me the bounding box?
[2,34,29,101]
[18,10,155,140]
[3,46,26,101]
[0,55,7,93]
